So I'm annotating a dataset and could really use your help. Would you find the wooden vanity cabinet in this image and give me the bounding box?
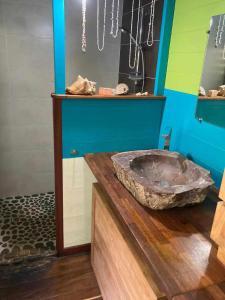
[91,183,167,300]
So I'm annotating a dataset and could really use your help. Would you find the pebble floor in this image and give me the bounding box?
[0,192,56,267]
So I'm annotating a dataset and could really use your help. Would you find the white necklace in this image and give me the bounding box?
[223,44,225,59]
[129,0,141,69]
[146,0,156,47]
[216,15,222,47]
[81,0,87,52]
[97,0,107,52]
[219,15,225,45]
[110,0,120,38]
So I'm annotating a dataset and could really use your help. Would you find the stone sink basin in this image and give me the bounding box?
[112,150,214,210]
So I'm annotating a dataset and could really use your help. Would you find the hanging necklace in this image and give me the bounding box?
[223,44,225,59]
[146,0,156,47]
[216,15,222,47]
[81,0,87,52]
[129,0,141,69]
[97,0,107,51]
[110,0,120,38]
[218,14,225,45]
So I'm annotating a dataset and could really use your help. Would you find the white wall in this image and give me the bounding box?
[63,157,96,248]
[0,0,54,196]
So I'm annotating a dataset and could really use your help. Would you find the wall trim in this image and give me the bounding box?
[62,244,91,256]
[154,0,175,96]
[53,97,64,256]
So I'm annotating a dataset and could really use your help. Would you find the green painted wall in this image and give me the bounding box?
[160,0,225,187]
[166,0,225,94]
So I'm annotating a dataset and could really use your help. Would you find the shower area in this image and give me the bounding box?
[0,0,55,266]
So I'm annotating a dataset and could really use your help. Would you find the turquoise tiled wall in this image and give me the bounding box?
[62,99,165,158]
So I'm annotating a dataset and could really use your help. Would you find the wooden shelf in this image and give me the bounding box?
[199,96,225,101]
[51,93,166,100]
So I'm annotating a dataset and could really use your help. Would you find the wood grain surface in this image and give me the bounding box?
[92,183,167,300]
[173,282,225,299]
[51,93,166,100]
[219,171,225,202]
[85,152,225,299]
[211,201,225,247]
[0,254,101,300]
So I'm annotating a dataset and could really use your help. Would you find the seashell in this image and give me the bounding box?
[207,90,219,97]
[115,83,129,95]
[199,86,206,96]
[66,75,96,95]
[218,85,225,96]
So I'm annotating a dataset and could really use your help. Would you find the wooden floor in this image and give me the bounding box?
[0,254,102,300]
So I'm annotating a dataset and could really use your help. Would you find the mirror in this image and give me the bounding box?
[65,0,164,96]
[196,14,225,128]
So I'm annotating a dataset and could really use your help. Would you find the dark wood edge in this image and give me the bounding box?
[53,97,64,256]
[51,93,166,100]
[62,243,91,256]
[199,96,225,101]
[53,97,92,257]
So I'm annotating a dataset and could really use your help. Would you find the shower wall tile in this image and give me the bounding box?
[10,98,53,126]
[17,171,54,196]
[0,125,14,151]
[0,0,52,38]
[141,0,163,42]
[118,73,137,94]
[16,150,54,174]
[0,100,11,126]
[0,171,54,197]
[144,41,160,79]
[145,78,155,93]
[0,0,54,197]
[10,124,53,151]
[0,150,54,176]
[0,0,51,6]
[0,35,11,99]
[119,0,164,93]
[123,0,161,15]
[7,36,54,98]
[0,2,5,36]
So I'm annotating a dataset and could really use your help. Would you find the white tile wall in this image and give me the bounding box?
[63,157,96,248]
[0,0,54,197]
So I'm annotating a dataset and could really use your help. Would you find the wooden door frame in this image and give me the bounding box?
[52,95,91,256]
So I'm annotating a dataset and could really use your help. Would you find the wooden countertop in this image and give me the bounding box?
[51,93,166,100]
[85,152,225,299]
[199,96,225,101]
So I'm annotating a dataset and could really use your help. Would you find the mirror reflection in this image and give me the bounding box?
[65,0,164,96]
[197,13,225,128]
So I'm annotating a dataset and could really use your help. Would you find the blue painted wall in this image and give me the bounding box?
[62,99,164,158]
[52,0,65,94]
[159,1,225,188]
[160,89,225,187]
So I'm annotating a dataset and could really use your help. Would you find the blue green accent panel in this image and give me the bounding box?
[154,0,175,96]
[159,89,225,187]
[196,101,225,129]
[62,99,165,158]
[52,0,65,93]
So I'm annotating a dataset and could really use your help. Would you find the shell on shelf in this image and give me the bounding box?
[66,75,96,95]
[114,83,129,95]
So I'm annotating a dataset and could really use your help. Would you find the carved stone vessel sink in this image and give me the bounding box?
[112,150,214,210]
